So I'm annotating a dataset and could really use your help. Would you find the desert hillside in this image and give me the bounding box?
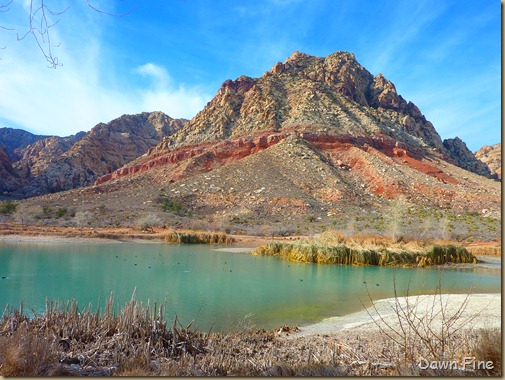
[1,51,500,241]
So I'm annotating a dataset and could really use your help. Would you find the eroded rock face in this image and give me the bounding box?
[443,137,492,178]
[13,132,85,180]
[474,143,501,179]
[15,112,187,197]
[157,51,444,156]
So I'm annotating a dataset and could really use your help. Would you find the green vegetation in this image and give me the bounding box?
[0,200,16,215]
[165,230,235,244]
[42,205,52,217]
[251,236,476,267]
[55,207,68,218]
[160,198,188,216]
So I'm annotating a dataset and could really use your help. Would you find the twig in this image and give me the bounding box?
[86,0,136,17]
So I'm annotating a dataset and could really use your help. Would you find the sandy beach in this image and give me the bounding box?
[289,293,501,338]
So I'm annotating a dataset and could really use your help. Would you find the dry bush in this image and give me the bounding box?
[0,326,57,376]
[73,210,93,227]
[0,293,207,376]
[138,213,161,231]
[362,276,496,376]
[471,328,501,376]
[261,362,346,376]
[386,195,407,243]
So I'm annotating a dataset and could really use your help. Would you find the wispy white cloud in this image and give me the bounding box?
[135,63,170,87]
[0,6,210,136]
[134,62,210,119]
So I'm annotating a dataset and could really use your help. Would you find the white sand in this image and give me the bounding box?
[291,293,501,338]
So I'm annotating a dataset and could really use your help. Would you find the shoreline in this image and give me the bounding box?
[1,232,501,336]
[288,292,501,339]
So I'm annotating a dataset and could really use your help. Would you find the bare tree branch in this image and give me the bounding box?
[0,0,14,31]
[2,1,134,68]
[86,0,135,17]
[16,0,70,68]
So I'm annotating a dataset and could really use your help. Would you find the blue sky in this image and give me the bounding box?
[0,0,500,151]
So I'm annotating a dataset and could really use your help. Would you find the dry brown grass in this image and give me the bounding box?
[164,229,235,244]
[465,241,502,257]
[0,324,57,376]
[0,292,499,376]
[252,232,476,267]
[471,328,501,376]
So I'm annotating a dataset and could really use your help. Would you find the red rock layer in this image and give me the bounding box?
[95,130,459,191]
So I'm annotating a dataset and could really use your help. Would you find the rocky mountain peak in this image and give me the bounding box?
[442,137,492,177]
[152,50,445,156]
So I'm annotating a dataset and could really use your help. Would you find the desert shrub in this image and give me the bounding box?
[385,195,407,243]
[138,214,161,231]
[55,207,67,218]
[0,326,57,376]
[471,328,501,376]
[0,200,17,215]
[42,205,53,217]
[73,211,93,227]
[364,278,498,376]
[160,198,187,216]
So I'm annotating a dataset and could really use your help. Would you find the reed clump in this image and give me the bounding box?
[0,293,206,376]
[165,230,235,244]
[1,293,498,376]
[252,240,476,267]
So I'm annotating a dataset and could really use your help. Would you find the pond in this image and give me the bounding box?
[0,240,500,332]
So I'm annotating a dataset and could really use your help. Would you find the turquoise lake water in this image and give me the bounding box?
[0,240,500,332]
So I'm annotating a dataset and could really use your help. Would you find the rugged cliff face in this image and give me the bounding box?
[13,132,86,180]
[474,143,501,179]
[442,137,492,178]
[153,51,444,155]
[0,128,50,162]
[16,112,187,196]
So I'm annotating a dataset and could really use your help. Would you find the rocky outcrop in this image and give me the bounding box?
[474,143,501,179]
[443,137,492,177]
[13,132,85,180]
[17,112,187,196]
[97,129,460,189]
[156,51,444,156]
[96,131,290,185]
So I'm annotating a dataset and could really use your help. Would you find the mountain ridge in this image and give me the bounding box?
[0,50,500,241]
[0,112,187,197]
